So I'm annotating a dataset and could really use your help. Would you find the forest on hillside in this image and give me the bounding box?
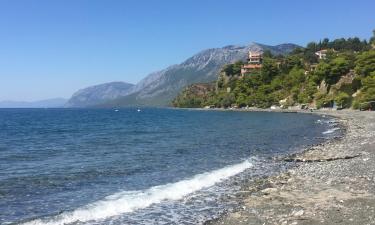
[173,31,375,110]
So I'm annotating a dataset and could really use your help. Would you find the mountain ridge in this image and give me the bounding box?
[0,98,67,108]
[102,43,300,107]
[68,42,300,107]
[65,81,134,107]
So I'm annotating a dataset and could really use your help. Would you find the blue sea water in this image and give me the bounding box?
[0,108,339,225]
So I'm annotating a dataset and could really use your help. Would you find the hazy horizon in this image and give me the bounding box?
[1,0,374,101]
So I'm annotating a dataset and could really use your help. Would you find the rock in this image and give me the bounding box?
[293,209,304,217]
[318,80,329,94]
[261,188,278,194]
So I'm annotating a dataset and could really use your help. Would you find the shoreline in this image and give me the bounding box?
[203,110,375,225]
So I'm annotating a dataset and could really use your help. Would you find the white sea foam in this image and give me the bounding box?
[316,118,337,125]
[22,159,253,225]
[322,127,340,134]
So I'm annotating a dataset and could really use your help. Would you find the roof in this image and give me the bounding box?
[315,49,328,53]
[249,51,262,57]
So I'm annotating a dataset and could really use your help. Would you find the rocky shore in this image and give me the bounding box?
[205,110,375,225]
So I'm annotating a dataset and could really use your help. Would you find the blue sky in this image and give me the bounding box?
[0,0,374,101]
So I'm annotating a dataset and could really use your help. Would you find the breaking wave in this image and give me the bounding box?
[22,159,253,225]
[322,127,340,134]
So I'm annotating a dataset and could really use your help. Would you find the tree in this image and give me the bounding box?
[280,55,303,73]
[306,42,318,52]
[260,58,279,83]
[262,50,273,58]
[327,57,350,84]
[313,56,350,85]
[335,92,350,108]
[304,51,318,64]
[370,30,375,45]
[353,74,375,109]
[331,38,346,50]
[338,51,356,68]
[297,80,318,103]
[172,29,375,110]
[314,62,331,83]
[222,61,243,76]
[219,93,235,108]
[355,50,375,76]
[322,38,330,49]
[283,67,305,89]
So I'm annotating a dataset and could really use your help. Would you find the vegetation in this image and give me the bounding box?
[173,31,375,109]
[172,83,216,108]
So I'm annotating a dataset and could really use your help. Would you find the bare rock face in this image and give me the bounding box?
[318,80,329,95]
[329,70,357,96]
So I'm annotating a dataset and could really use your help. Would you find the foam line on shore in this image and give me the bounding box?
[22,159,254,225]
[322,127,340,134]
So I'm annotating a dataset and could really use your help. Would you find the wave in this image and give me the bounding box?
[316,118,337,125]
[22,159,254,225]
[322,127,340,134]
[316,118,340,135]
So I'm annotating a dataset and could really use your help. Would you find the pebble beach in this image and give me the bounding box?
[205,110,375,225]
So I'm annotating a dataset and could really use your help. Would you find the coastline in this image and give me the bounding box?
[204,109,375,225]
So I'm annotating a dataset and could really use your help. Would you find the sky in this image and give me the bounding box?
[0,0,374,101]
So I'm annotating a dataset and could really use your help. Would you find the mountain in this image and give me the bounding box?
[65,82,134,107]
[100,43,300,107]
[0,98,67,108]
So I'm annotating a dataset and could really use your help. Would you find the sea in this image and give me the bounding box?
[0,108,341,225]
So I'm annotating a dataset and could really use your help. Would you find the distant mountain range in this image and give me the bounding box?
[65,82,134,107]
[0,98,67,108]
[67,42,300,107]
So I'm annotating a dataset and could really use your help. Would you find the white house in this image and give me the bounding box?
[315,49,328,60]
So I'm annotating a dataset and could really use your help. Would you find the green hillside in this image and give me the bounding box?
[173,31,375,110]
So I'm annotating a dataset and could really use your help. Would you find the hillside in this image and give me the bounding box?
[173,34,375,110]
[99,43,299,107]
[65,82,134,107]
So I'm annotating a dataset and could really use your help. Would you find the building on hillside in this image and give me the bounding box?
[248,51,262,64]
[315,49,328,60]
[304,63,318,75]
[310,64,318,70]
[241,51,263,76]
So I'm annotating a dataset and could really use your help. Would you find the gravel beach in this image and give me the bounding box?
[205,110,375,225]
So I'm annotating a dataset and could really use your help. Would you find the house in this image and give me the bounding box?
[248,51,263,64]
[310,64,318,71]
[305,63,318,75]
[315,49,328,60]
[241,64,262,75]
[241,51,263,76]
